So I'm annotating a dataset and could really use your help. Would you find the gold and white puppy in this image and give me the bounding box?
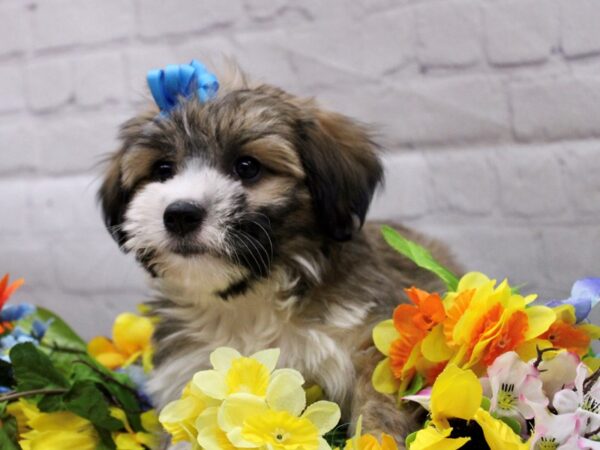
[98,67,459,446]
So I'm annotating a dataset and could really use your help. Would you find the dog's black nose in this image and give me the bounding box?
[163,201,206,236]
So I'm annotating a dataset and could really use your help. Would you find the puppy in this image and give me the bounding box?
[98,66,459,445]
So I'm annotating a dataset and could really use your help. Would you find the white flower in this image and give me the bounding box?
[486,351,547,420]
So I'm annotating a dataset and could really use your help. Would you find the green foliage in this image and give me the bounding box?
[0,427,20,450]
[405,430,418,449]
[381,226,459,292]
[9,343,69,391]
[324,422,349,448]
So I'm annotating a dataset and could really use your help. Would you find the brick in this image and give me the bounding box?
[28,176,103,234]
[373,76,510,147]
[541,227,600,291]
[137,0,243,38]
[0,121,39,174]
[0,3,30,56]
[75,52,126,107]
[493,147,567,218]
[125,45,176,103]
[0,179,29,234]
[369,151,431,220]
[26,58,73,112]
[416,0,482,68]
[558,142,600,215]
[32,0,134,50]
[561,0,600,57]
[510,76,600,141]
[36,113,126,175]
[421,224,547,296]
[426,148,498,216]
[484,0,558,65]
[50,235,147,295]
[282,9,414,78]
[0,66,25,113]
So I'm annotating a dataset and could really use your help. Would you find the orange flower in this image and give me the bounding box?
[443,289,475,345]
[483,310,528,366]
[395,288,446,333]
[0,274,24,334]
[541,320,590,356]
[389,330,423,379]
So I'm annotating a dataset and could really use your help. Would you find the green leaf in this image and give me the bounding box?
[39,381,123,431]
[494,414,522,435]
[405,430,418,449]
[400,373,424,398]
[381,226,459,292]
[18,307,86,351]
[10,343,70,391]
[0,423,20,450]
[96,428,117,450]
[480,396,491,411]
[324,422,348,448]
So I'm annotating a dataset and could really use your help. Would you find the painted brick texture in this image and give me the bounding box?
[0,0,599,338]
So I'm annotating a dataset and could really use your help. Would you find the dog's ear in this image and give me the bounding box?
[298,109,383,241]
[98,150,131,249]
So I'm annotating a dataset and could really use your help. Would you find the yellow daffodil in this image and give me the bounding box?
[88,312,154,372]
[409,364,527,450]
[218,392,341,450]
[442,272,555,371]
[8,399,99,450]
[110,408,160,450]
[159,380,219,444]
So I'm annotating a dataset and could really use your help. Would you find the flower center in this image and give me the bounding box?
[582,394,600,414]
[497,383,517,411]
[536,436,559,450]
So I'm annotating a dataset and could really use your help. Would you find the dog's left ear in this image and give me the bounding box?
[298,109,383,241]
[98,150,131,249]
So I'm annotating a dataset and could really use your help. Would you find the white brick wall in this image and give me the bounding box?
[1,0,599,338]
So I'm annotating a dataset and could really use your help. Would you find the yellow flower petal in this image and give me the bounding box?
[431,364,481,428]
[218,393,268,433]
[372,358,401,394]
[266,370,306,416]
[410,427,470,450]
[301,401,342,435]
[421,324,452,363]
[373,320,398,356]
[250,348,280,373]
[159,396,206,443]
[87,336,117,357]
[210,347,242,372]
[473,409,528,450]
[193,369,228,400]
[113,313,154,355]
[196,407,237,450]
[524,306,556,340]
[457,272,491,291]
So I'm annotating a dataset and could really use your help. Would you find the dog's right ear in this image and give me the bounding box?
[98,149,131,249]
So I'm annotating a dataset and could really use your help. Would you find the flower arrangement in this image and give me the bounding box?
[0,275,159,450]
[0,225,598,450]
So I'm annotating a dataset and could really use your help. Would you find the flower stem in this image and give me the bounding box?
[0,387,67,402]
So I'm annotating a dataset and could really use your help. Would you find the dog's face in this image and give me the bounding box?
[99,82,382,299]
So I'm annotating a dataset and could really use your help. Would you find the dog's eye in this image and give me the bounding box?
[151,160,175,182]
[234,156,261,181]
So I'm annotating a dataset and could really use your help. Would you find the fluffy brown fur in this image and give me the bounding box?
[98,68,460,447]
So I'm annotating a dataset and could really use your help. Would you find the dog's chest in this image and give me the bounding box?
[147,289,358,410]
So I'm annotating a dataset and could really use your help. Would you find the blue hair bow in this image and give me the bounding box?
[147,60,219,114]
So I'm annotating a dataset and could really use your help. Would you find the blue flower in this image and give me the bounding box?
[0,303,36,322]
[546,278,600,323]
[31,318,53,341]
[147,59,219,114]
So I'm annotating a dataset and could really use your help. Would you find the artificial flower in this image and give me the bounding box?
[547,278,600,323]
[159,380,218,444]
[192,347,304,402]
[484,351,546,421]
[218,393,340,450]
[527,400,580,450]
[88,312,154,372]
[0,274,25,333]
[110,408,160,450]
[336,416,399,450]
[8,399,99,450]
[443,272,556,370]
[408,364,527,450]
[540,304,600,356]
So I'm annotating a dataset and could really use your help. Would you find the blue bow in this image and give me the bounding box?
[147,60,219,114]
